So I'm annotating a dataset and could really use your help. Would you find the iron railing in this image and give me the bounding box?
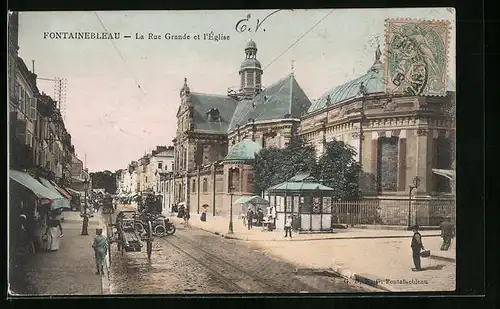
[331,198,455,227]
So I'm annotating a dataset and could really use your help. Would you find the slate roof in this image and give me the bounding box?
[223,139,262,162]
[228,74,312,133]
[190,92,238,133]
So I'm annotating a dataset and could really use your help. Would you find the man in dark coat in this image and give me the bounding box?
[411,225,425,271]
[440,216,455,251]
[247,209,254,230]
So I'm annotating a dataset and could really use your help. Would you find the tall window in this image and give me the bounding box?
[192,179,196,193]
[229,168,240,191]
[30,97,36,120]
[158,162,163,169]
[434,136,452,192]
[202,178,208,192]
[377,136,399,192]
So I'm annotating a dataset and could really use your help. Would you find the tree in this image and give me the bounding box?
[90,170,117,193]
[252,135,317,195]
[283,135,317,179]
[313,140,362,200]
[252,147,287,195]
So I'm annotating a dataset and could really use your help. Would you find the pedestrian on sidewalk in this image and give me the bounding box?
[440,216,455,251]
[200,207,207,222]
[184,211,191,227]
[410,225,425,271]
[284,215,293,238]
[247,209,254,230]
[19,214,36,254]
[92,228,108,275]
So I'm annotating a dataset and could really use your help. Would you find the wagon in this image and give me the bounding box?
[106,210,153,264]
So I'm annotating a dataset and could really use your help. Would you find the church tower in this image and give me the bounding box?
[239,40,263,99]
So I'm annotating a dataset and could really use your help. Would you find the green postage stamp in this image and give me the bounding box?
[384,19,450,96]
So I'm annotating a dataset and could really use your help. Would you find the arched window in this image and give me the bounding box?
[377,136,399,192]
[228,168,240,191]
[192,179,196,192]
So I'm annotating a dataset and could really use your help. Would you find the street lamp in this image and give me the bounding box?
[407,176,421,230]
[81,176,90,235]
[228,184,235,234]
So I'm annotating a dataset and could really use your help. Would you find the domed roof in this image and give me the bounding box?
[240,58,262,70]
[308,66,384,114]
[245,40,257,50]
[224,140,262,163]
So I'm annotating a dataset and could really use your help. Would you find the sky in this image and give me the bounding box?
[16,8,456,172]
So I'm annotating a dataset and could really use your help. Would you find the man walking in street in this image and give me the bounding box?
[440,216,455,251]
[284,215,293,238]
[247,209,254,230]
[92,228,108,275]
[410,225,425,271]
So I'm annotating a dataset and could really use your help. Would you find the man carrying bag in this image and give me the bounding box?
[410,225,426,271]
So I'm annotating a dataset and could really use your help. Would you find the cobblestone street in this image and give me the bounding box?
[169,211,456,292]
[105,211,376,294]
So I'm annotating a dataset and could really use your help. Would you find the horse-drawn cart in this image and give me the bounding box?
[107,210,153,264]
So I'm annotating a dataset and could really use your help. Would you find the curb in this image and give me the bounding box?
[430,254,456,263]
[190,224,442,241]
[327,266,394,292]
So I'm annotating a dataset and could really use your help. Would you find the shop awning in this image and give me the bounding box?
[235,195,269,205]
[38,177,71,210]
[66,188,82,196]
[9,169,62,200]
[50,181,73,200]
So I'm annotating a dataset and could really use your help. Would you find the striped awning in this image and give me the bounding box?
[50,181,73,200]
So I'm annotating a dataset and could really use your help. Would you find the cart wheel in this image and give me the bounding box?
[147,221,153,261]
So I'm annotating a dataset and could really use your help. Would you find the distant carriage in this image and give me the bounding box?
[102,195,115,214]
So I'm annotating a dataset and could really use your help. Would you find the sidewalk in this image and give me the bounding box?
[172,211,456,292]
[171,211,444,242]
[9,211,108,295]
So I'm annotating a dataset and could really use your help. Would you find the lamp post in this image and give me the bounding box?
[228,185,235,234]
[407,176,421,230]
[81,176,90,235]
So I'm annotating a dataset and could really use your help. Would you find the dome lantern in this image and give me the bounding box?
[239,40,263,99]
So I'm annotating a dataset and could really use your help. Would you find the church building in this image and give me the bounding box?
[172,40,312,216]
[172,40,455,221]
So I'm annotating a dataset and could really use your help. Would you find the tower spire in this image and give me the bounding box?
[290,60,295,76]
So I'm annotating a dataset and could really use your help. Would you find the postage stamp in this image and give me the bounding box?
[384,19,450,96]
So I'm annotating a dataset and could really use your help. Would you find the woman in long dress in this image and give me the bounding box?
[45,218,63,251]
[92,228,108,275]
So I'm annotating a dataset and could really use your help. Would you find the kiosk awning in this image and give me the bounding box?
[9,170,62,200]
[267,182,334,192]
